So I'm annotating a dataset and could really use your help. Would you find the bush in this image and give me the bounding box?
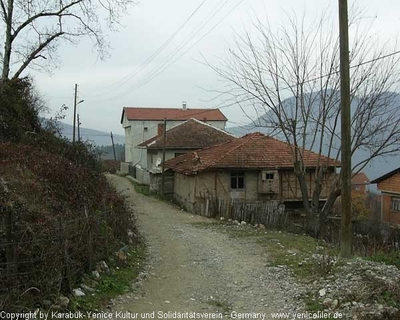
[0,78,41,142]
[0,79,139,311]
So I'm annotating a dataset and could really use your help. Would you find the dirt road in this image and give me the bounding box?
[106,175,303,319]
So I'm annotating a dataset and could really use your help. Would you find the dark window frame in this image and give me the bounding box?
[265,173,274,180]
[391,197,400,211]
[231,170,245,189]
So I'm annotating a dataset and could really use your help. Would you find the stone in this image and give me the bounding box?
[332,299,338,309]
[55,296,69,309]
[220,217,225,221]
[72,288,85,297]
[81,284,95,293]
[323,298,333,307]
[117,250,128,262]
[96,261,110,274]
[319,288,326,297]
[240,221,247,226]
[259,224,266,229]
[92,270,100,279]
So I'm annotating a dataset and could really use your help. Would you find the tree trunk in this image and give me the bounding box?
[318,188,342,236]
[2,0,14,81]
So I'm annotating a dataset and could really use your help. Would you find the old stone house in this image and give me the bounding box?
[371,167,400,224]
[164,132,340,214]
[120,105,227,183]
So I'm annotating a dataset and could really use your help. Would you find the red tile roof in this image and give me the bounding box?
[137,118,236,149]
[121,107,227,122]
[351,172,370,185]
[164,132,341,175]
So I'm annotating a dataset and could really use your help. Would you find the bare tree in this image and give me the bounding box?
[209,11,400,235]
[0,0,137,80]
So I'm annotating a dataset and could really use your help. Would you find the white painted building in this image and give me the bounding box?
[120,105,227,183]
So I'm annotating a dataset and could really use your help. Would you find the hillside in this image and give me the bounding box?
[226,91,400,181]
[42,119,125,146]
[0,79,139,311]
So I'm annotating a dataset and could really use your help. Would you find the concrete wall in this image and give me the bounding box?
[135,166,150,185]
[377,172,400,224]
[147,149,192,172]
[120,162,130,174]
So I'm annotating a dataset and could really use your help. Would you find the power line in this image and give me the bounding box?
[87,0,208,98]
[125,0,245,94]
[96,0,238,103]
[279,49,400,92]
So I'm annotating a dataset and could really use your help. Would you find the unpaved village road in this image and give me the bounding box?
[106,175,303,319]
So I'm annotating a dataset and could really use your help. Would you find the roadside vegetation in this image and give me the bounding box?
[0,78,142,311]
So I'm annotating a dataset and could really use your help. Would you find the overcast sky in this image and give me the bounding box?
[27,0,400,136]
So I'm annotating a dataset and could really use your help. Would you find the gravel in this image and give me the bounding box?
[106,175,305,319]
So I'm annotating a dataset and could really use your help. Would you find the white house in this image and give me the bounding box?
[120,104,227,183]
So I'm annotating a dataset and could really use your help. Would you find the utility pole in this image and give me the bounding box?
[72,84,78,144]
[77,114,81,142]
[161,118,167,195]
[339,0,352,258]
[110,132,117,162]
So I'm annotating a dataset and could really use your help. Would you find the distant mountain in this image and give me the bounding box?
[226,92,400,181]
[43,120,125,146]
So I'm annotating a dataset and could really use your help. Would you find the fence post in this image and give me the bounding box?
[58,217,71,292]
[102,200,109,254]
[85,206,93,271]
[5,206,16,282]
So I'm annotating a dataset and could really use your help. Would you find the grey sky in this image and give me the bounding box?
[27,0,400,135]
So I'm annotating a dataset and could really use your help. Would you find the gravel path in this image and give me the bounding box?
[106,175,303,319]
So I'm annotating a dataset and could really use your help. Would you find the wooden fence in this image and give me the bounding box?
[195,197,288,228]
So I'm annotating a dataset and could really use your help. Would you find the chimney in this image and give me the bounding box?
[203,117,207,123]
[157,123,164,137]
[182,101,187,110]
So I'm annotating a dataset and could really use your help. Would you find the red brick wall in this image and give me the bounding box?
[378,172,400,224]
[381,195,400,224]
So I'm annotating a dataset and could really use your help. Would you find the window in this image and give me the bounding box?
[231,171,245,189]
[391,197,400,211]
[144,127,148,132]
[265,173,274,180]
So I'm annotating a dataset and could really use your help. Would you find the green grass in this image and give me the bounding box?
[70,243,146,311]
[303,294,324,312]
[131,181,151,196]
[369,250,400,269]
[207,298,232,313]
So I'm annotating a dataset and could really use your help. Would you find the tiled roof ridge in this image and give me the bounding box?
[264,133,338,165]
[210,132,263,167]
[139,118,235,148]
